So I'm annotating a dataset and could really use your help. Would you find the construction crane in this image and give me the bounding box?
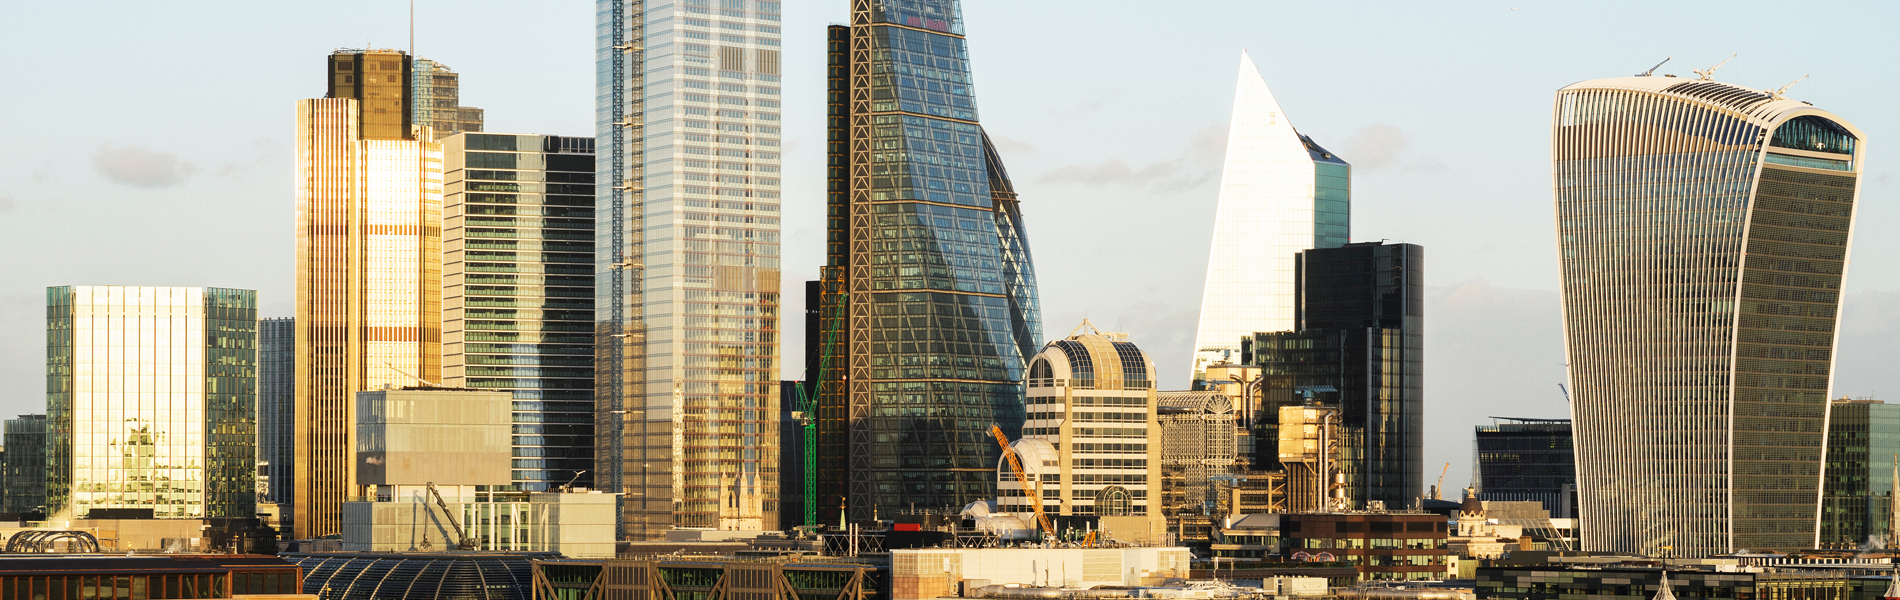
[1432,462,1450,501]
[792,283,849,527]
[989,424,1054,538]
[425,482,477,551]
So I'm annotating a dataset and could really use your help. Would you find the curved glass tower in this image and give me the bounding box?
[1190,51,1349,380]
[1553,74,1866,555]
[812,0,1042,521]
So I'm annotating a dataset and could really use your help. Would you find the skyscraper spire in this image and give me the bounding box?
[1189,50,1349,380]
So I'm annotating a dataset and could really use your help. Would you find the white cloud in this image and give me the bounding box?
[1342,124,1410,171]
[1037,123,1227,192]
[91,143,196,188]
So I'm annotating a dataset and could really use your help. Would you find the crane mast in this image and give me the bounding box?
[989,424,1054,539]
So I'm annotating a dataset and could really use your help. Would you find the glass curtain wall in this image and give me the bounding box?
[596,0,786,538]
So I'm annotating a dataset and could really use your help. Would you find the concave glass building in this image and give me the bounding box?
[1553,74,1866,556]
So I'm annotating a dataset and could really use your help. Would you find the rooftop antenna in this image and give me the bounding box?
[1769,74,1810,100]
[1693,54,1735,81]
[1638,56,1671,77]
[409,0,415,57]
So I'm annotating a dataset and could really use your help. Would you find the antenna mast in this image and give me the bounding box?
[409,0,415,57]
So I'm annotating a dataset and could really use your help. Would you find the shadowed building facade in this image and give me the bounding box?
[595,0,786,538]
[1553,74,1866,555]
[810,0,1042,521]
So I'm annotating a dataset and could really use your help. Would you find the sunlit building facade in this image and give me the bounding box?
[1190,51,1350,380]
[596,0,785,538]
[810,0,1042,522]
[1554,74,1867,555]
[45,286,258,519]
[443,132,596,492]
[294,48,445,539]
[1009,323,1164,535]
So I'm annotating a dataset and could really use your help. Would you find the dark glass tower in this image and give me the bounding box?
[257,318,294,507]
[812,0,1042,521]
[1819,399,1900,548]
[1245,241,1421,508]
[2,415,46,515]
[1474,417,1577,518]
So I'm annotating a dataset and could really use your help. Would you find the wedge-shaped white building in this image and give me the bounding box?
[1190,51,1350,379]
[1553,73,1866,556]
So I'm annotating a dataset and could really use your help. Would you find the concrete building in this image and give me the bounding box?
[296,48,446,539]
[1478,564,1850,600]
[889,547,1192,600]
[1003,322,1164,539]
[1553,71,1867,555]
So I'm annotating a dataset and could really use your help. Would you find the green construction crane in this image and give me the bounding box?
[794,282,847,527]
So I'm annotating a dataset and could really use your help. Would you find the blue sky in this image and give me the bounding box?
[2,0,1896,491]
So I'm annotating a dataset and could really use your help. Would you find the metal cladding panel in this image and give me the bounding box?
[1552,76,1865,556]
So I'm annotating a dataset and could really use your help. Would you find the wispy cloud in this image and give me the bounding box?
[988,134,1038,156]
[29,168,49,183]
[92,143,196,188]
[0,195,15,213]
[1037,124,1227,192]
[1341,124,1409,171]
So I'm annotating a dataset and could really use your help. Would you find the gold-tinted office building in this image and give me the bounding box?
[45,286,258,520]
[294,48,444,539]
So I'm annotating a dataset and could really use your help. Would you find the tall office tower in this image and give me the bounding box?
[1009,322,1162,533]
[810,0,1042,522]
[295,48,445,539]
[2,415,46,515]
[596,0,786,538]
[412,59,485,141]
[257,318,294,507]
[1245,241,1422,508]
[1473,417,1576,518]
[45,286,258,519]
[1189,51,1350,380]
[443,132,597,492]
[1553,73,1866,555]
[1818,399,1898,548]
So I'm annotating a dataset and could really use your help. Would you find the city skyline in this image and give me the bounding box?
[3,1,1898,495]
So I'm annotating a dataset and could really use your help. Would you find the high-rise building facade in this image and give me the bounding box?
[1554,74,1866,555]
[1008,323,1161,532]
[1473,418,1576,518]
[257,318,294,507]
[1190,51,1349,379]
[1818,399,1899,548]
[1245,241,1422,508]
[45,286,258,519]
[443,132,596,492]
[295,48,445,538]
[412,59,484,141]
[596,0,786,538]
[2,415,46,515]
[810,0,1042,522]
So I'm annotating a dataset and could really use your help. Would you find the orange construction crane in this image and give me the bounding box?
[990,424,1054,538]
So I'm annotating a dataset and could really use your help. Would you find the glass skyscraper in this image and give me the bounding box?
[2,415,47,515]
[1191,51,1350,380]
[1818,399,1900,549]
[596,0,785,538]
[443,132,596,493]
[257,318,293,507]
[1474,418,1576,518]
[1245,241,1421,508]
[45,286,258,520]
[1553,74,1866,555]
[295,48,445,538]
[810,0,1042,522]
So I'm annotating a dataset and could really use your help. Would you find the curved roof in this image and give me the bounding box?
[1008,438,1059,477]
[1558,75,1862,136]
[1029,320,1156,391]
